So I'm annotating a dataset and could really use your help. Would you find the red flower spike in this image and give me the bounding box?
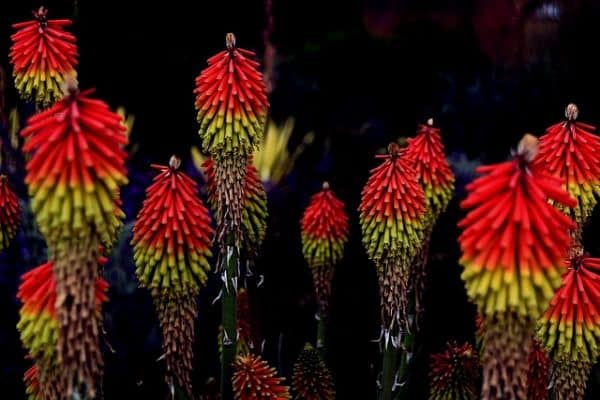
[404,119,455,225]
[429,341,480,400]
[534,104,600,225]
[459,134,576,318]
[301,182,349,317]
[537,255,600,364]
[10,7,78,106]
[0,175,21,251]
[232,354,290,400]
[526,341,550,400]
[21,87,128,249]
[359,144,427,330]
[132,157,214,297]
[194,33,269,157]
[301,182,349,269]
[203,156,267,256]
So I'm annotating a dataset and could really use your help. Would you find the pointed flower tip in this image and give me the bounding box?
[565,103,579,121]
[169,155,181,170]
[517,133,539,162]
[233,354,290,400]
[226,32,236,49]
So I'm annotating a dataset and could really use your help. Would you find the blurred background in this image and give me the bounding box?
[2,0,600,398]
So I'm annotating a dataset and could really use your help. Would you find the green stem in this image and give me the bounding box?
[316,312,326,359]
[221,243,238,400]
[381,339,398,400]
[393,330,414,400]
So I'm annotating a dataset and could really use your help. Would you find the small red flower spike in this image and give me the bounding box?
[429,341,480,400]
[21,86,128,249]
[537,255,600,399]
[0,175,21,251]
[404,119,455,225]
[232,354,290,400]
[301,182,349,317]
[359,143,427,330]
[292,343,335,400]
[194,33,269,158]
[10,7,78,106]
[535,104,600,226]
[133,156,214,296]
[132,156,214,396]
[458,134,576,399]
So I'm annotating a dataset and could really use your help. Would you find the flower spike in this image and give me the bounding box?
[301,182,349,317]
[534,104,600,226]
[458,134,576,399]
[10,7,78,106]
[232,354,290,400]
[132,156,214,396]
[194,33,269,157]
[359,143,427,330]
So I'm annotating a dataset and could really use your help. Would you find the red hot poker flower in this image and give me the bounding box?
[21,87,128,249]
[132,156,214,297]
[537,255,600,363]
[404,119,455,225]
[9,7,78,106]
[534,104,600,225]
[459,135,576,318]
[301,182,349,269]
[233,354,290,400]
[0,175,21,251]
[194,33,269,157]
[301,182,349,317]
[359,144,427,330]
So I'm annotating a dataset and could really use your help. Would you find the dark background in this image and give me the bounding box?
[3,0,600,399]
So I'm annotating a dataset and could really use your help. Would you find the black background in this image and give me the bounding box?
[3,0,600,399]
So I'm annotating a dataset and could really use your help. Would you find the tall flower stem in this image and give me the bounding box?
[221,236,239,400]
[381,338,398,400]
[316,312,326,358]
